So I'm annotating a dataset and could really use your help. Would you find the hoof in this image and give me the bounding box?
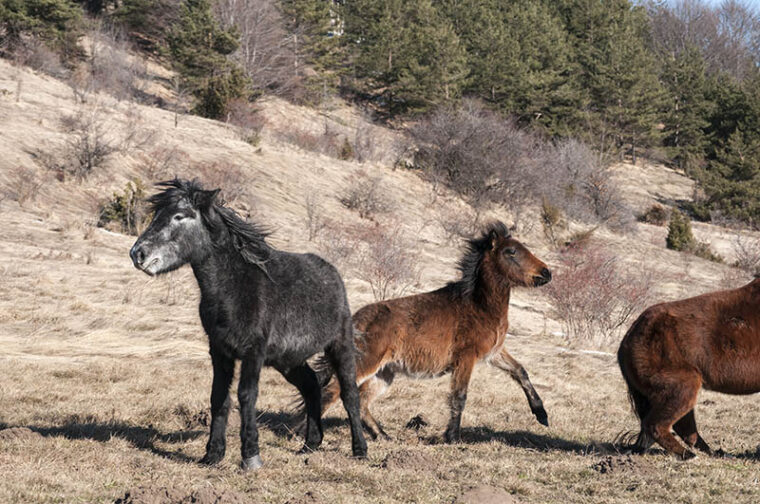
[200,454,223,466]
[443,431,461,444]
[352,446,368,459]
[241,455,264,471]
[534,408,549,427]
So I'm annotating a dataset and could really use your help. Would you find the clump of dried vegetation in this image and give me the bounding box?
[338,170,393,220]
[545,244,654,348]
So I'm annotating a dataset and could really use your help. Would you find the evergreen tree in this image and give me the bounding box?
[554,0,664,159]
[167,0,247,119]
[437,0,572,133]
[342,0,468,114]
[660,47,711,173]
[0,0,83,60]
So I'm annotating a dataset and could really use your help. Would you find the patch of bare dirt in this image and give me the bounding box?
[0,427,42,441]
[591,455,638,474]
[380,449,438,471]
[457,485,520,504]
[113,485,247,504]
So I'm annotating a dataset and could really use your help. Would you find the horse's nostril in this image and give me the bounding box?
[541,268,552,280]
[131,245,146,266]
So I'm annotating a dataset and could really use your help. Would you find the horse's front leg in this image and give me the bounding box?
[201,347,235,465]
[444,353,476,443]
[239,354,265,470]
[489,347,548,426]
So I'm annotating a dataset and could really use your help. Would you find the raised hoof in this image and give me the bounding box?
[241,455,264,471]
[534,408,549,427]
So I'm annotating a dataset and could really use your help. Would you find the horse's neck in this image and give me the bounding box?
[475,274,512,322]
[191,248,262,301]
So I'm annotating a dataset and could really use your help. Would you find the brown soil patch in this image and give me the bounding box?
[380,449,438,471]
[0,427,42,441]
[591,455,638,474]
[113,486,247,504]
[457,485,520,504]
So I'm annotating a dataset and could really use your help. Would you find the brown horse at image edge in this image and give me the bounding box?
[303,221,553,442]
[618,278,760,459]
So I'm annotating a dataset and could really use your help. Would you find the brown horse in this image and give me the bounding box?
[618,278,760,459]
[309,221,552,442]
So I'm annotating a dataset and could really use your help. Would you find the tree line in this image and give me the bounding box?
[1,0,759,225]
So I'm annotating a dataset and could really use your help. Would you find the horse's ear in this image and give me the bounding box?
[489,229,499,250]
[194,189,220,210]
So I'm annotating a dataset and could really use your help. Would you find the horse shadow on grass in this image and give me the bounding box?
[24,420,204,463]
[422,426,620,456]
[257,410,347,440]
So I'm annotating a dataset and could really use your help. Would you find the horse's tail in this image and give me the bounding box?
[289,353,336,426]
[617,314,651,449]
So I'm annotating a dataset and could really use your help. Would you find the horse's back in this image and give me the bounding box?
[620,279,760,392]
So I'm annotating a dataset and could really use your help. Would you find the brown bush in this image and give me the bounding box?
[191,161,248,207]
[59,108,119,180]
[317,220,419,301]
[339,170,393,220]
[3,167,43,206]
[638,204,669,226]
[304,194,327,242]
[545,245,654,348]
[226,98,267,146]
[434,202,479,245]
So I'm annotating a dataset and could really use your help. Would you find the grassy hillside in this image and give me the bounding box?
[1,57,759,504]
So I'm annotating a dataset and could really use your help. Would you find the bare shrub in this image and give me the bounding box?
[192,161,248,206]
[89,24,149,102]
[732,234,760,276]
[11,38,68,78]
[353,120,379,163]
[540,139,632,230]
[541,199,567,248]
[304,194,327,241]
[410,99,537,211]
[4,167,43,206]
[546,245,654,348]
[410,101,632,231]
[317,221,420,300]
[435,202,478,245]
[226,98,267,145]
[354,223,420,301]
[339,170,393,219]
[60,108,119,180]
[139,146,189,181]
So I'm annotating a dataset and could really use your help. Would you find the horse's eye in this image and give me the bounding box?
[173,214,185,222]
[504,247,516,256]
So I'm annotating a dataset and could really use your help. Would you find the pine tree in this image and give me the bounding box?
[660,47,711,173]
[279,0,340,101]
[167,0,247,119]
[0,0,83,60]
[342,0,468,114]
[437,0,572,132]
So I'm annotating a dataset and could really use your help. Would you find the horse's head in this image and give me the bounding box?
[482,222,551,288]
[129,178,220,276]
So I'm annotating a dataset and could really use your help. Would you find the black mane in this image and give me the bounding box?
[150,178,272,267]
[449,221,510,299]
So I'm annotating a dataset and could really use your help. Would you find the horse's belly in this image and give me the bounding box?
[703,360,760,395]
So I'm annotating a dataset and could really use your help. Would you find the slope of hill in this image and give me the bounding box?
[1,58,759,504]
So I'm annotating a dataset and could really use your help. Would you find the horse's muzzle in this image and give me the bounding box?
[533,268,552,286]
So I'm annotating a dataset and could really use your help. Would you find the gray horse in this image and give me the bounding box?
[129,178,366,470]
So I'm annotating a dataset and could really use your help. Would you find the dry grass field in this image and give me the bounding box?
[1,59,759,503]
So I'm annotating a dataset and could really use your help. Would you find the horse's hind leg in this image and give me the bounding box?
[643,374,701,460]
[360,366,395,440]
[444,353,476,443]
[281,363,323,453]
[325,318,368,458]
[673,409,713,455]
[489,347,548,426]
